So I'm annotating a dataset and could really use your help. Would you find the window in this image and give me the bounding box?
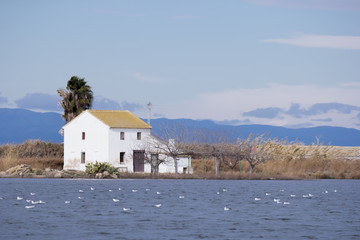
[81,152,85,163]
[82,132,85,140]
[137,132,141,140]
[120,152,125,164]
[120,132,125,140]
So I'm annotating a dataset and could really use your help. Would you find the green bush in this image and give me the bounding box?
[85,161,119,175]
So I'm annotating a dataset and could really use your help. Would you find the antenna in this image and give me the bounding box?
[147,101,152,125]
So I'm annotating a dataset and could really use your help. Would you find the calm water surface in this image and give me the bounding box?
[0,179,359,240]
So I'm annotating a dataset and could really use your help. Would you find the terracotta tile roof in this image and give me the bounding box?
[88,110,151,129]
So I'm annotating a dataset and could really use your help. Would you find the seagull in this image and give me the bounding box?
[90,187,95,191]
[154,204,162,208]
[280,189,285,192]
[265,193,271,196]
[113,198,120,202]
[132,190,138,193]
[79,190,84,193]
[290,195,296,197]
[30,193,36,196]
[25,205,35,209]
[255,198,261,201]
[26,199,31,203]
[78,196,84,200]
[156,192,161,195]
[109,190,113,192]
[123,207,131,212]
[283,202,290,205]
[65,201,71,204]
[274,199,281,204]
[216,192,220,195]
[334,189,337,193]
[118,188,122,191]
[222,189,227,192]
[179,196,185,199]
[302,195,309,198]
[308,194,313,197]
[17,196,23,200]
[224,206,231,211]
[145,189,150,191]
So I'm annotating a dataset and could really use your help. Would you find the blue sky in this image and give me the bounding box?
[1,0,360,129]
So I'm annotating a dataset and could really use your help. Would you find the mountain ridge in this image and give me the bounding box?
[0,108,359,146]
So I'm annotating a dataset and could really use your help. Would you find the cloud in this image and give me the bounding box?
[92,96,144,112]
[131,73,161,83]
[15,93,59,111]
[120,101,144,112]
[162,83,360,129]
[247,0,360,11]
[263,34,360,50]
[92,96,122,110]
[0,92,8,104]
[243,107,283,119]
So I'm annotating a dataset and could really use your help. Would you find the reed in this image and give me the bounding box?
[0,140,63,171]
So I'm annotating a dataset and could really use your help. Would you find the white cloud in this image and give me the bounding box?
[263,34,360,50]
[159,83,360,129]
[131,73,162,83]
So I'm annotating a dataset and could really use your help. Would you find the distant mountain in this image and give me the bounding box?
[0,108,359,146]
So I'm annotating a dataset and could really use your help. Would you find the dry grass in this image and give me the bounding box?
[0,140,63,171]
[191,145,360,179]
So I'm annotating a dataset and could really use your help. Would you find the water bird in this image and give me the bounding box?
[323,190,328,194]
[123,207,131,212]
[154,204,162,208]
[79,190,84,193]
[255,198,261,201]
[113,198,120,202]
[283,202,290,205]
[109,190,113,192]
[334,189,337,193]
[179,196,185,199]
[290,195,296,198]
[222,189,227,192]
[90,187,95,191]
[224,206,231,211]
[274,199,281,204]
[216,192,220,195]
[78,196,84,200]
[118,188,122,191]
[65,201,71,204]
[265,193,271,196]
[30,193,36,196]
[308,194,313,197]
[132,190,138,193]
[145,189,150,191]
[26,199,31,203]
[17,196,23,200]
[280,189,285,192]
[302,195,309,198]
[25,205,35,209]
[156,192,161,195]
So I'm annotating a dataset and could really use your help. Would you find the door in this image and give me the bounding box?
[133,150,145,172]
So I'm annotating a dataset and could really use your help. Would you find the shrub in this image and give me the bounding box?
[85,161,119,175]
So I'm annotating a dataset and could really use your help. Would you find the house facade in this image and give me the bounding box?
[62,110,192,174]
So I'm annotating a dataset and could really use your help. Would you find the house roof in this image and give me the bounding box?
[88,110,152,129]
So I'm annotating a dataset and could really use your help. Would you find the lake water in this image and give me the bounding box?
[0,179,359,240]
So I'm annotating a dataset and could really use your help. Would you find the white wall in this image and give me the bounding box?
[108,128,151,172]
[63,112,109,171]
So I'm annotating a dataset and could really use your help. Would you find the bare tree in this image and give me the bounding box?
[239,134,279,174]
[151,122,196,177]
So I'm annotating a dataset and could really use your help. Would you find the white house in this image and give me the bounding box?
[62,110,192,174]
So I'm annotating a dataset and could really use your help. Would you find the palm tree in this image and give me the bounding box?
[57,76,93,123]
